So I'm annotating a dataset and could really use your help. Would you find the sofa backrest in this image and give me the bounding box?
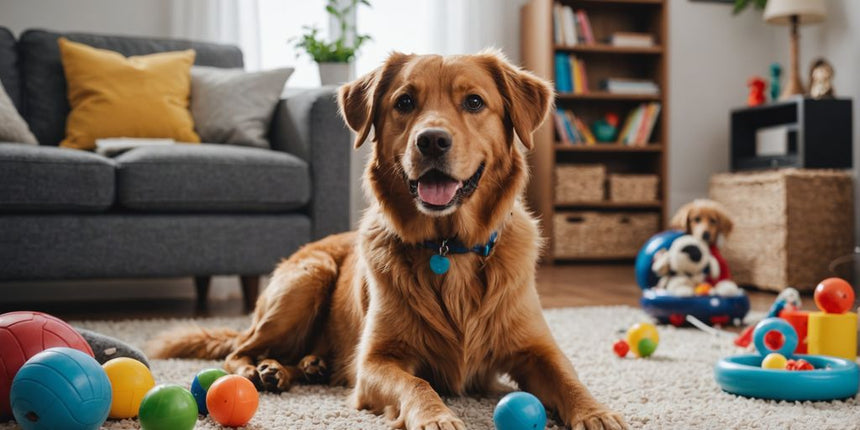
[16,29,245,146]
[0,28,23,113]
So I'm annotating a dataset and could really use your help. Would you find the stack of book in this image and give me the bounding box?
[618,103,661,146]
[607,32,655,48]
[554,109,596,145]
[552,4,595,45]
[554,53,588,94]
[600,78,659,95]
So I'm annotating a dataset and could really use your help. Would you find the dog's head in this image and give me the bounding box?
[670,199,734,245]
[338,51,553,243]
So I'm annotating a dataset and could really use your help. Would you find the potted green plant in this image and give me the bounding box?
[294,0,372,85]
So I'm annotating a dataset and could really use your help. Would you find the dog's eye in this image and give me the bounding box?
[463,94,484,112]
[395,94,415,113]
[693,216,702,223]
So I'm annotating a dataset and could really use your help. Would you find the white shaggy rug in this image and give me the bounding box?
[2,306,859,430]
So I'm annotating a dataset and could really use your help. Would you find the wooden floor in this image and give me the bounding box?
[1,265,789,321]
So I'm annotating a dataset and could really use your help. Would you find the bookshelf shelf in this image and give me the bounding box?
[557,92,661,101]
[555,44,663,54]
[521,0,668,262]
[555,143,662,152]
[555,201,662,209]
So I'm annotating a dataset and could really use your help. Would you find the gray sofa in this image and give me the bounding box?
[0,29,351,309]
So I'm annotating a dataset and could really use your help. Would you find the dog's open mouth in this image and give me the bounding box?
[408,164,485,211]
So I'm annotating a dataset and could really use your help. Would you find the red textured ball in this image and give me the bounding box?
[613,340,629,357]
[785,359,814,371]
[0,311,94,418]
[764,330,784,350]
[814,278,855,314]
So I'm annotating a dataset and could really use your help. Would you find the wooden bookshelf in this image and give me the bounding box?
[521,0,669,262]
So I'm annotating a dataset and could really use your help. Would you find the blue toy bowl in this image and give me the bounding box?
[635,230,684,289]
[641,289,750,326]
[714,318,860,401]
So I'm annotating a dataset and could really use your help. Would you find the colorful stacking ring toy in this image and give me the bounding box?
[714,318,859,401]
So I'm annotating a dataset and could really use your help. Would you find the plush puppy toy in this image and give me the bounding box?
[671,199,742,296]
[652,235,720,297]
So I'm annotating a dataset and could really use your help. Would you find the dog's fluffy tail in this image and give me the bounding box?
[146,326,241,360]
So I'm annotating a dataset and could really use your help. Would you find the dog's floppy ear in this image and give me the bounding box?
[338,52,411,148]
[479,50,554,150]
[714,205,734,238]
[670,202,693,232]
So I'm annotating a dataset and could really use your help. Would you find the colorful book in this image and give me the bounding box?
[576,10,595,44]
[608,32,655,48]
[554,53,572,93]
[562,6,578,46]
[633,104,653,145]
[576,57,589,93]
[570,56,581,94]
[572,115,596,145]
[552,4,564,45]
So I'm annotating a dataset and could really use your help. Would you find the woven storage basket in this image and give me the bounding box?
[555,164,606,203]
[709,169,854,292]
[609,174,659,202]
[553,211,660,258]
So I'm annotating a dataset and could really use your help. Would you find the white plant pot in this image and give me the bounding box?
[318,62,352,86]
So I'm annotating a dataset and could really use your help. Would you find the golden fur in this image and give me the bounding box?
[670,199,734,245]
[148,51,625,430]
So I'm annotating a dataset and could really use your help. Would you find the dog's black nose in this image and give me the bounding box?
[416,129,452,157]
[702,231,711,242]
[681,245,702,262]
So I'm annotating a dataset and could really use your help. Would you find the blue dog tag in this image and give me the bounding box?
[430,254,450,275]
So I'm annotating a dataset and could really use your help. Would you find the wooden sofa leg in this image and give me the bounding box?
[194,276,211,310]
[239,276,260,312]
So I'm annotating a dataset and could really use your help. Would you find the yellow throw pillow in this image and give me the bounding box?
[58,38,200,150]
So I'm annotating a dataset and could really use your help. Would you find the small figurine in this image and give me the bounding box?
[747,76,766,107]
[769,63,781,102]
[808,58,834,99]
[591,112,619,142]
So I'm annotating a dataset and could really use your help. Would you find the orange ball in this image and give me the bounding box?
[814,278,855,314]
[205,375,258,427]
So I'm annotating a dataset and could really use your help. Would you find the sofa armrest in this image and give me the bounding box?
[269,86,351,239]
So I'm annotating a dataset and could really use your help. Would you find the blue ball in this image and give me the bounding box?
[10,347,111,430]
[493,391,546,430]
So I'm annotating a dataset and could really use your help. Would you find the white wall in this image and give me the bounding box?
[1,0,171,38]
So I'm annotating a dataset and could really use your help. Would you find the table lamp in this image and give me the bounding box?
[763,0,826,100]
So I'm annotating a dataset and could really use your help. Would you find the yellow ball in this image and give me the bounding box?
[102,357,155,418]
[626,322,659,357]
[761,353,787,370]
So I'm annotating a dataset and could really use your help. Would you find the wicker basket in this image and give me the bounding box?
[609,174,659,202]
[553,211,660,258]
[709,169,854,292]
[555,164,606,203]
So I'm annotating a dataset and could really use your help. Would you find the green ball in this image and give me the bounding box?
[138,384,198,430]
[637,338,658,357]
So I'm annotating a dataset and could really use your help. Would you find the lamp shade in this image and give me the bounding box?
[764,0,826,25]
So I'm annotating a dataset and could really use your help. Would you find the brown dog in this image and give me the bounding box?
[149,51,625,430]
[670,199,733,246]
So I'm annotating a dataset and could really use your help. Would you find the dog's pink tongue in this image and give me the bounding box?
[418,179,461,206]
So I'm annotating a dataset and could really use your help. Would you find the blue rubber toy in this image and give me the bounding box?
[10,347,112,430]
[641,289,750,325]
[634,230,684,289]
[714,318,860,401]
[493,391,546,430]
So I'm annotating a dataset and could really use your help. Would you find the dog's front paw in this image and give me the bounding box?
[257,359,292,392]
[568,408,627,430]
[298,354,328,383]
[409,406,465,430]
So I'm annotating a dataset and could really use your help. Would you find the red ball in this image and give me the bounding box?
[785,359,814,371]
[206,375,259,427]
[814,278,855,314]
[764,330,784,350]
[613,340,629,357]
[0,311,94,418]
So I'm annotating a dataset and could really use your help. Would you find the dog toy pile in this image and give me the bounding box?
[612,322,660,358]
[714,317,859,401]
[0,311,257,429]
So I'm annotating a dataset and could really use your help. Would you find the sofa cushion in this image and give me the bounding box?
[0,81,37,145]
[18,29,244,146]
[115,144,310,212]
[58,38,199,150]
[0,143,115,212]
[0,27,22,114]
